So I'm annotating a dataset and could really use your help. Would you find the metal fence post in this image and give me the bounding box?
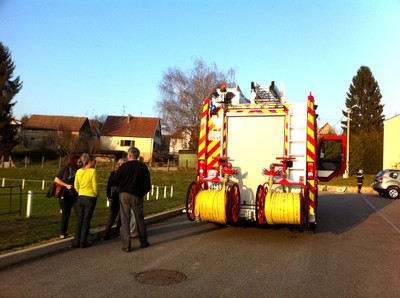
[26,191,33,218]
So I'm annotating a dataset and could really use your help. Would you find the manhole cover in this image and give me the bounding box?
[134,269,187,286]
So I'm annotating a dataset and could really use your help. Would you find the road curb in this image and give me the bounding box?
[319,185,374,193]
[0,207,185,270]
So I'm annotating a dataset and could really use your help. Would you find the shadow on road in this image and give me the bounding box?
[147,215,229,246]
[316,192,397,234]
[147,193,399,240]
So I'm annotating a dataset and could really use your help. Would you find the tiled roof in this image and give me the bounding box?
[100,115,160,138]
[24,115,89,131]
[318,122,336,136]
[171,126,193,138]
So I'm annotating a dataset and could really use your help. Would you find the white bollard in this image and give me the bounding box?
[151,185,154,195]
[42,180,45,190]
[26,191,33,218]
[147,192,150,200]
[164,186,167,198]
[156,186,159,200]
[2,178,4,187]
[22,179,25,190]
[170,185,174,197]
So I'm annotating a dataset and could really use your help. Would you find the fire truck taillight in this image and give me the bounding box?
[198,160,206,178]
[307,162,315,179]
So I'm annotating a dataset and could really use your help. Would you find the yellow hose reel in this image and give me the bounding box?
[186,156,241,225]
[264,191,302,225]
[195,184,227,224]
[193,182,241,225]
[256,157,306,227]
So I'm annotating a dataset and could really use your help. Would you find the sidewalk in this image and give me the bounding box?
[319,185,374,193]
[0,207,185,269]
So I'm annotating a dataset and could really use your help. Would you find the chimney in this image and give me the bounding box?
[127,114,132,123]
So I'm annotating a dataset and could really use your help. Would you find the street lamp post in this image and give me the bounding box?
[343,105,357,178]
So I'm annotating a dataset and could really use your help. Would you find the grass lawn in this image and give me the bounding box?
[0,162,196,254]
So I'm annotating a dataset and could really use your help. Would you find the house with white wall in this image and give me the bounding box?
[383,115,400,169]
[169,127,192,157]
[100,115,162,162]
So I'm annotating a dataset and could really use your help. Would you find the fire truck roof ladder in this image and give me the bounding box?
[287,102,308,185]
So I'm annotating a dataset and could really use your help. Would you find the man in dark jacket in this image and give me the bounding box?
[356,169,364,194]
[110,147,151,252]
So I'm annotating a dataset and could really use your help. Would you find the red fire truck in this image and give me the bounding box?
[186,81,346,231]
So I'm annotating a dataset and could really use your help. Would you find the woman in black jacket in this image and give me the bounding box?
[54,155,82,239]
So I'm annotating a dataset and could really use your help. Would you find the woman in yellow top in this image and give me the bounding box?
[73,153,98,248]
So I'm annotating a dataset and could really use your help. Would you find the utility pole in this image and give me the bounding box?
[343,105,357,178]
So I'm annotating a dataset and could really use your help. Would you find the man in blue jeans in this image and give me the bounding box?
[110,147,151,252]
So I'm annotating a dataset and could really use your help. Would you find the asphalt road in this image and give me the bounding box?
[1,192,399,297]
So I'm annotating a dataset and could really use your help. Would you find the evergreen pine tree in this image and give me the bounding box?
[342,66,385,133]
[0,43,22,156]
[341,66,384,174]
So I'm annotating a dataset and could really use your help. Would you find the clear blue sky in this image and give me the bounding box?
[1,0,399,133]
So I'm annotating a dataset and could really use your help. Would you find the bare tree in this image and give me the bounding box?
[56,124,86,157]
[20,114,31,125]
[88,114,106,154]
[57,131,80,156]
[156,58,236,150]
[92,114,107,129]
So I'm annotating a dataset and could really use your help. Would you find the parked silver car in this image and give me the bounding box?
[373,169,400,199]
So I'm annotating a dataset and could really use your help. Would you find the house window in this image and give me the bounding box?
[120,140,134,147]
